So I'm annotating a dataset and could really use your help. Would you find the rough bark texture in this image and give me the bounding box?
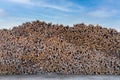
[0,20,120,75]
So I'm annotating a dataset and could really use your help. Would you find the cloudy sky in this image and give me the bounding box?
[0,0,120,31]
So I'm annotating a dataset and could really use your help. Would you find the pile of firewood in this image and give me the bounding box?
[0,20,119,75]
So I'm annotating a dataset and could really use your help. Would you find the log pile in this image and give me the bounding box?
[0,20,120,75]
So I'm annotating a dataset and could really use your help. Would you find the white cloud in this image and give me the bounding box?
[0,9,4,15]
[36,1,84,12]
[0,9,3,12]
[88,9,117,18]
[36,3,71,12]
[9,0,33,5]
[8,0,82,12]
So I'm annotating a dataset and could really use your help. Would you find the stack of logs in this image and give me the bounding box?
[0,20,119,75]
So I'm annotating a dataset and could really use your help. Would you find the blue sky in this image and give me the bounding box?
[0,0,120,31]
